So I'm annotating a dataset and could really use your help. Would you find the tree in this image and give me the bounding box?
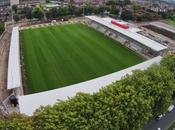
[83,5,99,15]
[123,0,131,5]
[32,5,44,20]
[68,6,74,15]
[46,0,50,3]
[22,7,33,19]
[60,0,64,7]
[13,14,20,22]
[110,5,119,15]
[12,5,18,13]
[121,9,134,20]
[151,65,174,115]
[69,0,74,9]
[47,8,59,19]
[0,114,33,130]
[0,21,5,35]
[74,7,83,16]
[116,0,130,7]
[106,0,115,6]
[98,6,105,15]
[142,12,153,21]
[161,55,175,74]
[106,0,116,5]
[5,12,9,21]
[132,65,174,117]
[133,4,141,11]
[58,7,69,17]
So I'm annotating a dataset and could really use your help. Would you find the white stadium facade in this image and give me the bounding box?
[6,16,167,116]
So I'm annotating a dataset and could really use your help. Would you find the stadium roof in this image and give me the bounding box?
[7,27,22,90]
[86,16,167,52]
[19,56,162,116]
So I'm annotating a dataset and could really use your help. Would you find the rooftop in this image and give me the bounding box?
[86,16,167,52]
[7,26,21,90]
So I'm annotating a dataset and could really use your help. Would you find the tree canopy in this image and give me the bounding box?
[12,5,18,13]
[32,5,44,20]
[13,14,20,23]
[0,21,5,35]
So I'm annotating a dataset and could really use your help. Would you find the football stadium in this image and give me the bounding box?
[7,16,167,115]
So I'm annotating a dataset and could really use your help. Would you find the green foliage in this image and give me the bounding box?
[13,14,20,22]
[46,7,72,19]
[0,114,33,130]
[32,5,44,20]
[0,119,7,129]
[106,0,115,6]
[133,4,142,10]
[45,7,59,19]
[22,7,33,19]
[161,55,175,76]
[0,21,5,35]
[46,0,50,3]
[73,7,83,16]
[45,5,121,19]
[45,5,101,19]
[159,10,175,20]
[121,10,134,20]
[122,64,175,117]
[110,6,119,16]
[12,5,18,13]
[116,0,131,6]
[84,5,96,15]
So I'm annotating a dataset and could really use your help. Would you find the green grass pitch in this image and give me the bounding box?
[21,24,144,94]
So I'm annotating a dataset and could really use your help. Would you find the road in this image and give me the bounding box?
[144,108,175,130]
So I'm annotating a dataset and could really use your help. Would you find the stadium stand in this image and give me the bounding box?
[7,27,21,90]
[86,16,167,58]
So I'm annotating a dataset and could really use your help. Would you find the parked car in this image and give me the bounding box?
[155,114,165,121]
[168,105,174,112]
